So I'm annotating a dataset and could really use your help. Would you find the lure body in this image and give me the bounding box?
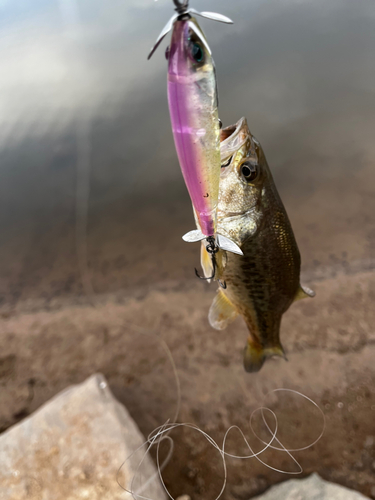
[167,16,220,237]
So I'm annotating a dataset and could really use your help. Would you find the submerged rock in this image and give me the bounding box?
[252,473,370,499]
[0,374,166,500]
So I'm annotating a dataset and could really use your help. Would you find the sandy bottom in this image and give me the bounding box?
[0,262,374,499]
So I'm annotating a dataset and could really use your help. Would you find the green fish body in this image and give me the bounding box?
[200,117,314,372]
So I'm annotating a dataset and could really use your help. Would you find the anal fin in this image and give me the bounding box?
[208,289,238,330]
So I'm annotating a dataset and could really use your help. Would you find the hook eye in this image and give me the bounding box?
[173,0,189,14]
[195,237,217,281]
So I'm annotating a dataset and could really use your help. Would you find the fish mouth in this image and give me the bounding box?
[220,123,237,142]
[220,117,248,155]
[219,117,250,178]
[219,117,250,173]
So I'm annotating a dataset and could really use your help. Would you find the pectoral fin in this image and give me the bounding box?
[208,289,238,330]
[294,284,315,302]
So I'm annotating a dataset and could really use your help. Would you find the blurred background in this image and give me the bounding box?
[0,0,374,498]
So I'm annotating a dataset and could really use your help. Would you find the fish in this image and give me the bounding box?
[200,117,315,373]
[148,1,241,254]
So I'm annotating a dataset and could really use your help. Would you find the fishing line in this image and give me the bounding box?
[238,374,326,453]
[117,387,325,500]
[75,110,96,304]
[253,388,326,453]
[58,0,96,306]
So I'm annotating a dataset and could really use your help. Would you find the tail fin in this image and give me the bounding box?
[243,340,287,373]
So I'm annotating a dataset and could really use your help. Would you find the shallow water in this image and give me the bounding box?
[0,0,374,301]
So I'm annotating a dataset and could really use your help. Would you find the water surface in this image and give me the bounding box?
[0,0,374,301]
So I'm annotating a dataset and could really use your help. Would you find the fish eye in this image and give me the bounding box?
[190,42,204,63]
[240,161,258,181]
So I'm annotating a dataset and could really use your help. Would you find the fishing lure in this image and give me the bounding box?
[148,0,243,275]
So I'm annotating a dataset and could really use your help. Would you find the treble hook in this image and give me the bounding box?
[194,237,227,289]
[147,0,233,60]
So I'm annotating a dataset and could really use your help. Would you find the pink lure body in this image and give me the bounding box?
[167,17,221,237]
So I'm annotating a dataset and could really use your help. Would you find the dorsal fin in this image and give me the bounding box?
[208,289,238,330]
[294,284,315,302]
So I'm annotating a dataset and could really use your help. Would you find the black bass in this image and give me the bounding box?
[200,117,315,372]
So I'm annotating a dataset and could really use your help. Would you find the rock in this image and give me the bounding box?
[0,374,166,500]
[251,473,370,499]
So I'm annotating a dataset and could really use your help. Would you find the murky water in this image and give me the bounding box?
[0,0,374,300]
